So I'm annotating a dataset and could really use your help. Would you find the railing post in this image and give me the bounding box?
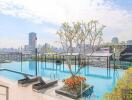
[59,55,61,70]
[6,87,9,100]
[56,54,57,70]
[53,54,54,69]
[20,52,22,72]
[63,55,64,71]
[45,54,46,68]
[35,48,37,76]
[75,56,76,72]
[113,53,116,71]
[41,54,43,68]
[107,57,108,77]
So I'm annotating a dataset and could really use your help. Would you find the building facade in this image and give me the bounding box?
[127,40,132,46]
[120,40,132,61]
[29,32,37,54]
[112,37,119,44]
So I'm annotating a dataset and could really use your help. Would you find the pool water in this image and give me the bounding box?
[0,61,124,100]
[0,70,25,80]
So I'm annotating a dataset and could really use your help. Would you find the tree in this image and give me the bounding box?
[56,20,105,77]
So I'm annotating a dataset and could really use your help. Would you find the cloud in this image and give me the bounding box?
[0,0,132,43]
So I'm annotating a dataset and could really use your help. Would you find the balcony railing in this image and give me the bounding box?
[0,85,9,100]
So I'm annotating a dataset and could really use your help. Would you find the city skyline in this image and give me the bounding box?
[0,0,132,48]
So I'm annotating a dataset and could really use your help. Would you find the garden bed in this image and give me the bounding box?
[55,85,93,99]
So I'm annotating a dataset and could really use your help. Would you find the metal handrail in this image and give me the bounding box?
[0,85,9,100]
[50,73,58,80]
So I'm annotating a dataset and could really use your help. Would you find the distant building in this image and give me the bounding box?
[120,40,132,61]
[0,48,19,52]
[99,47,110,53]
[44,43,50,49]
[42,43,51,53]
[127,40,132,45]
[75,44,93,53]
[29,32,37,54]
[24,45,29,51]
[112,37,119,44]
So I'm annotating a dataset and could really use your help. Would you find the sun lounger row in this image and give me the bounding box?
[18,75,58,92]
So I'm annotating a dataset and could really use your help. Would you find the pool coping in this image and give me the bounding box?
[0,68,34,77]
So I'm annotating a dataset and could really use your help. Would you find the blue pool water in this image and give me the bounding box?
[0,70,25,80]
[0,61,124,100]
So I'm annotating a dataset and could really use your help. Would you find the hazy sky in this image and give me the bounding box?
[0,0,132,48]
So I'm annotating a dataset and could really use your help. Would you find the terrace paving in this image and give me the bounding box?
[0,77,76,100]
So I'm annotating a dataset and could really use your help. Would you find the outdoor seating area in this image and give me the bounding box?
[18,74,58,92]
[18,75,93,99]
[0,75,95,100]
[0,76,58,100]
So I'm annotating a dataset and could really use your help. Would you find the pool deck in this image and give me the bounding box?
[0,77,76,100]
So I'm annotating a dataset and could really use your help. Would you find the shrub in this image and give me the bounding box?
[103,68,132,100]
[64,76,86,87]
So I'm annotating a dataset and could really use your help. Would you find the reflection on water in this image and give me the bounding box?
[29,60,36,70]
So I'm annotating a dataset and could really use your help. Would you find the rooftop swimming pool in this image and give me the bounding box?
[0,61,124,100]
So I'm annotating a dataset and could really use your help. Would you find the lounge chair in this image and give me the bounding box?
[32,77,57,92]
[18,75,40,87]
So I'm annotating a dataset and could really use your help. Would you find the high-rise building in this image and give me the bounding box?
[112,37,119,44]
[29,32,37,54]
[127,40,132,45]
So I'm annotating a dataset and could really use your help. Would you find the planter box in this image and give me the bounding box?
[55,85,94,99]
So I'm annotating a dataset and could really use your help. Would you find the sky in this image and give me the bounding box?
[0,0,132,48]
